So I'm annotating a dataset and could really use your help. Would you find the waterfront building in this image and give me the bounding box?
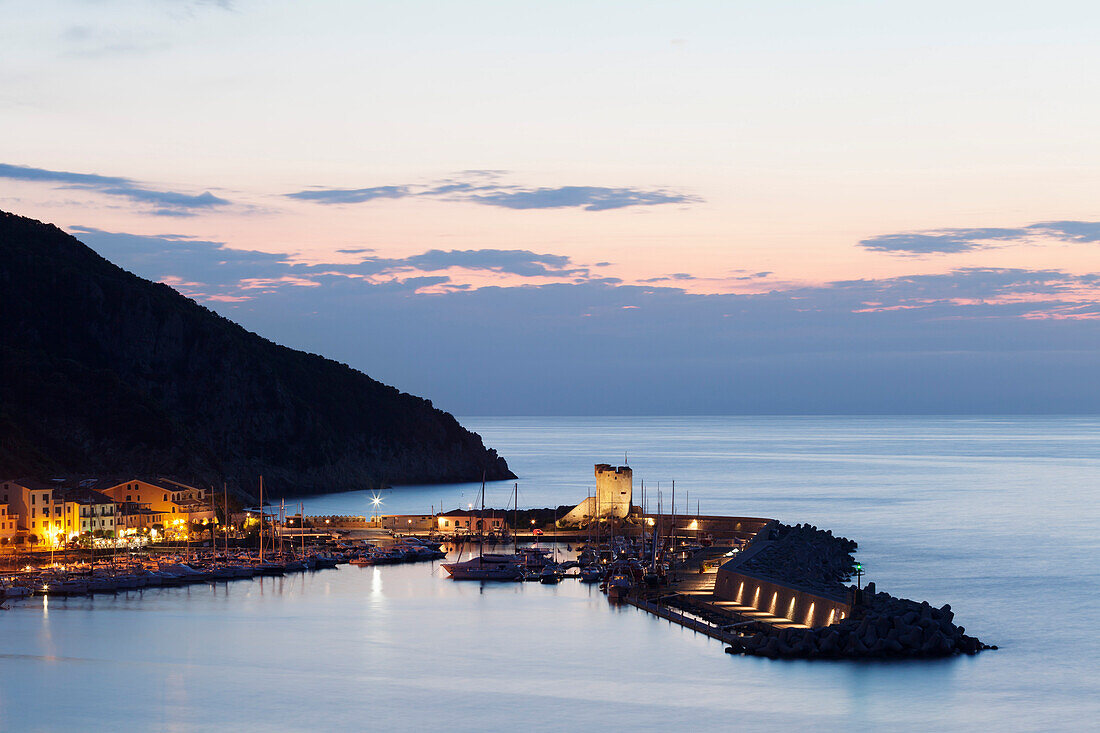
[115,501,171,535]
[0,504,18,545]
[436,509,506,533]
[0,479,117,544]
[56,487,116,537]
[2,478,71,544]
[101,478,214,524]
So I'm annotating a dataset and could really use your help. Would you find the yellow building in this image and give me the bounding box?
[1,479,69,544]
[0,504,18,545]
[0,479,116,544]
[60,487,117,537]
[101,478,214,524]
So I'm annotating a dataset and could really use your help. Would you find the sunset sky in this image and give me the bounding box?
[3,0,1099,413]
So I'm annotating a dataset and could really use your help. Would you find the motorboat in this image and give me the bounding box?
[579,565,603,583]
[310,555,340,569]
[605,572,632,601]
[538,565,563,584]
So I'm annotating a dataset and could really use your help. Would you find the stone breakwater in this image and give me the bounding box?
[739,522,857,596]
[727,587,995,659]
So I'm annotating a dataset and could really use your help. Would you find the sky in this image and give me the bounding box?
[2,0,1099,414]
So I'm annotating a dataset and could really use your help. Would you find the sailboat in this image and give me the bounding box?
[440,476,524,581]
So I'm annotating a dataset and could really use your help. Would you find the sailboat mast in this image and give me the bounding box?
[478,472,485,564]
[258,475,264,563]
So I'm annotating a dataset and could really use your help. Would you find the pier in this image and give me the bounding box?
[622,542,814,647]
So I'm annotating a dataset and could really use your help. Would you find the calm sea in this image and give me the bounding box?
[2,416,1098,731]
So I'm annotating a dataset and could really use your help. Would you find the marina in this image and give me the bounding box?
[0,416,1096,730]
[1,462,987,661]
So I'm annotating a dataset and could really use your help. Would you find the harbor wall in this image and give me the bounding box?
[714,569,852,629]
[641,515,773,543]
[304,515,370,529]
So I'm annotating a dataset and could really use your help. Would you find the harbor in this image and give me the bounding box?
[1,461,991,660]
[0,414,1091,731]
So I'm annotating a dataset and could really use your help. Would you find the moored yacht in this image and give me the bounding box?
[441,553,524,580]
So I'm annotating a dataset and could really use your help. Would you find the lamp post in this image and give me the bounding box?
[854,562,863,589]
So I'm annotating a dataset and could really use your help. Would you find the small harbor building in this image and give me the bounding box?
[436,509,506,533]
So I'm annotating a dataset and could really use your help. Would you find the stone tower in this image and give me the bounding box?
[594,463,632,519]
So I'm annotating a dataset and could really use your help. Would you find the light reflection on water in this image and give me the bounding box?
[2,416,1099,731]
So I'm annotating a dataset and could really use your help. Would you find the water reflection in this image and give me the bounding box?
[1,417,1098,730]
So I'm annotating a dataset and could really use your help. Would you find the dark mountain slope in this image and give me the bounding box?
[0,210,513,495]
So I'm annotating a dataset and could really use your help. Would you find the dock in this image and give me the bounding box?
[624,545,809,646]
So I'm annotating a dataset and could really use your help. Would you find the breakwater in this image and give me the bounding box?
[727,586,995,659]
[647,520,995,660]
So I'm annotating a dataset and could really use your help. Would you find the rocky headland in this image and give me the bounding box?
[0,210,514,496]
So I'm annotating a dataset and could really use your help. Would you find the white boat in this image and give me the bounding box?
[441,553,524,580]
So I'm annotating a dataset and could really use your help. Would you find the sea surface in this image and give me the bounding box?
[2,416,1098,731]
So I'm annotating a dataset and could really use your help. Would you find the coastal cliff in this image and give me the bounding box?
[0,210,514,495]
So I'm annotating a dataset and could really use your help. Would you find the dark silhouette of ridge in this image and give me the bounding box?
[0,210,513,496]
